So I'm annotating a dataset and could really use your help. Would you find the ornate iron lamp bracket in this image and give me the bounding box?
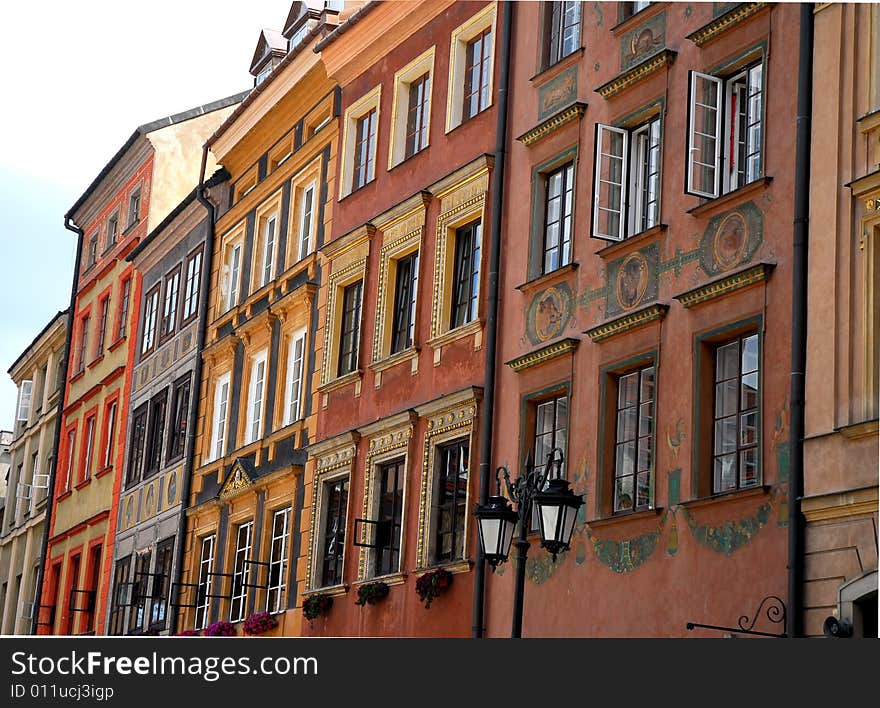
[686,595,788,638]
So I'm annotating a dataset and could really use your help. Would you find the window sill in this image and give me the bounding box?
[355,571,407,588]
[515,262,579,293]
[122,219,140,236]
[594,224,667,259]
[588,506,664,529]
[87,355,104,369]
[687,176,773,218]
[107,337,126,353]
[57,490,73,502]
[95,465,113,479]
[679,484,770,511]
[317,369,363,394]
[427,319,483,350]
[387,145,429,173]
[529,47,585,86]
[445,103,493,137]
[370,346,420,375]
[74,477,92,491]
[339,178,376,203]
[303,583,350,598]
[413,559,473,577]
[69,370,85,384]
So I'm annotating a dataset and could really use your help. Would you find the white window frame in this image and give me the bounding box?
[260,214,277,288]
[141,288,159,354]
[445,4,496,133]
[339,85,381,200]
[223,241,243,313]
[297,184,316,261]
[209,373,231,462]
[103,401,117,469]
[182,249,202,320]
[83,415,95,480]
[162,269,180,336]
[389,47,435,168]
[265,507,290,614]
[686,63,764,199]
[64,429,75,492]
[592,124,628,241]
[245,350,268,445]
[16,380,33,422]
[285,329,307,426]
[229,521,253,622]
[195,535,215,630]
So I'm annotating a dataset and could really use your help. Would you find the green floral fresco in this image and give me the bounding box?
[681,502,772,555]
[588,527,662,574]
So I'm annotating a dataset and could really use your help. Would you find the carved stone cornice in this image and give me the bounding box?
[596,50,676,99]
[516,103,587,146]
[674,263,774,309]
[585,304,669,342]
[505,338,580,372]
[686,3,769,47]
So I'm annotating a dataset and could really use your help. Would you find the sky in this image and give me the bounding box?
[0,0,292,430]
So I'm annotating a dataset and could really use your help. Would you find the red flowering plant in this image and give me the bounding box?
[302,593,333,621]
[243,611,279,636]
[355,581,389,607]
[175,629,201,637]
[204,620,236,637]
[415,568,453,609]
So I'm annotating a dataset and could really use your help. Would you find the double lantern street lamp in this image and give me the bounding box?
[474,448,584,638]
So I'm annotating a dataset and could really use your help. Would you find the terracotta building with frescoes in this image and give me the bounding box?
[801,2,878,639]
[482,1,802,637]
[37,95,243,635]
[176,1,341,637]
[299,0,500,636]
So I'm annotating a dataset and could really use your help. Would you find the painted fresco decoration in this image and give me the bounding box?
[219,459,256,500]
[714,2,743,18]
[666,419,687,459]
[134,326,196,392]
[699,201,763,276]
[592,2,603,28]
[681,501,772,555]
[526,283,574,345]
[119,466,184,532]
[588,525,663,574]
[604,243,659,318]
[620,11,665,71]
[538,67,578,120]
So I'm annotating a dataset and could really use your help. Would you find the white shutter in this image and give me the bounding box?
[16,380,33,421]
[592,124,628,241]
[687,70,723,198]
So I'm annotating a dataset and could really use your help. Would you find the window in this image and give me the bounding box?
[81,415,96,481]
[245,350,268,445]
[87,235,98,269]
[107,214,119,249]
[259,214,277,288]
[103,401,117,469]
[533,395,568,479]
[128,190,140,227]
[542,163,575,273]
[117,278,131,340]
[284,331,306,425]
[229,521,253,622]
[128,551,151,634]
[319,477,348,587]
[256,64,273,86]
[390,49,435,167]
[209,373,231,461]
[450,222,482,329]
[266,508,290,613]
[144,390,167,477]
[63,429,76,492]
[372,459,405,577]
[194,535,215,630]
[712,334,759,494]
[141,287,159,355]
[353,108,377,191]
[391,252,419,354]
[223,242,242,312]
[150,537,174,631]
[16,380,32,422]
[613,365,655,513]
[620,1,652,21]
[75,315,89,374]
[126,404,148,486]
[405,74,431,158]
[297,185,315,261]
[337,280,362,377]
[463,29,492,121]
[160,267,181,340]
[166,375,191,463]
[543,1,581,68]
[109,557,131,636]
[686,63,764,199]
[96,296,109,354]
[592,116,662,241]
[181,247,203,323]
[432,440,469,564]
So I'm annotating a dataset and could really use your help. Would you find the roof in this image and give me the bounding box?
[126,167,230,263]
[313,1,378,52]
[250,29,288,74]
[7,309,69,376]
[64,91,250,223]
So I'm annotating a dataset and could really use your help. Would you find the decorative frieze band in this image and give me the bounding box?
[673,263,774,309]
[585,304,669,342]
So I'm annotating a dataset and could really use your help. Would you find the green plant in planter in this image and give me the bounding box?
[355,581,390,607]
[303,593,334,620]
[415,568,453,609]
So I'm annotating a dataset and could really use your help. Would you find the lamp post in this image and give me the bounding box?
[474,448,583,638]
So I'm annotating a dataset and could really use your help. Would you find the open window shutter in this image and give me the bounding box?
[687,70,723,198]
[592,124,628,241]
[16,380,33,421]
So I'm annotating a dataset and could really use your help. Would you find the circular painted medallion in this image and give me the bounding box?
[712,211,749,271]
[616,252,649,311]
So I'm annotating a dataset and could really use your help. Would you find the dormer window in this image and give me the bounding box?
[256,64,274,86]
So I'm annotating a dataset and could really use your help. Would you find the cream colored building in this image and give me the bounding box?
[0,311,67,634]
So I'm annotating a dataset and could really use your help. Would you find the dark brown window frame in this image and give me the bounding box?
[337,280,363,377]
[390,251,419,354]
[166,374,191,465]
[181,245,204,326]
[159,264,182,345]
[463,27,492,121]
[450,220,482,330]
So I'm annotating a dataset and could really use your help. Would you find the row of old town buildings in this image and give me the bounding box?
[0,1,877,638]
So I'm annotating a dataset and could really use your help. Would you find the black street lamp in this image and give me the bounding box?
[474,448,584,638]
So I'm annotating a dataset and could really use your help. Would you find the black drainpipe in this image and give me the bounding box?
[30,218,83,634]
[472,0,513,639]
[168,145,217,634]
[788,1,813,639]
